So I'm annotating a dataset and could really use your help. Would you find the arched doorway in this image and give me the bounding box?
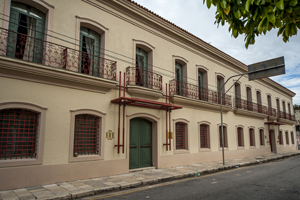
[129,117,152,169]
[269,129,277,153]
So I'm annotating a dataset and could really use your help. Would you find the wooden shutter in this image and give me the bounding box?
[279,131,283,145]
[7,8,19,58]
[238,128,243,147]
[33,17,45,63]
[176,122,186,149]
[285,132,289,144]
[219,126,227,148]
[249,129,254,146]
[200,124,208,148]
[259,130,264,145]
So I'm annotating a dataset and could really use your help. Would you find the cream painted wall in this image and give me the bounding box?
[0,0,296,170]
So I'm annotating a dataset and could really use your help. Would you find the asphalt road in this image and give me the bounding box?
[85,156,300,200]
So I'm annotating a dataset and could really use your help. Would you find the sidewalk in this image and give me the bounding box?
[1,151,299,200]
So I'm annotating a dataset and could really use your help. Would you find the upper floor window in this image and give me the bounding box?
[246,87,253,111]
[135,47,148,87]
[79,27,101,77]
[216,74,225,104]
[7,1,45,63]
[276,98,280,112]
[256,91,262,113]
[282,101,286,113]
[198,67,208,101]
[235,82,241,108]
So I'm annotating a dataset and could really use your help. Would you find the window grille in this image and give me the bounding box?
[219,126,227,148]
[237,127,243,147]
[291,132,294,144]
[279,131,283,145]
[200,124,208,148]
[285,132,289,145]
[0,109,38,160]
[176,122,186,149]
[259,129,264,146]
[249,128,255,146]
[74,114,99,156]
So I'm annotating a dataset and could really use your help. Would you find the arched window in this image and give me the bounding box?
[279,130,283,145]
[135,47,148,87]
[235,82,241,108]
[259,129,265,146]
[246,86,253,111]
[237,127,244,147]
[7,1,45,63]
[175,122,188,150]
[198,67,208,101]
[249,128,255,147]
[200,124,209,148]
[256,90,262,113]
[0,109,39,160]
[219,125,228,148]
[79,27,101,77]
[285,131,289,145]
[291,132,295,144]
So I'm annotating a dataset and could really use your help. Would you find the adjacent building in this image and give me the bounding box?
[0,0,297,190]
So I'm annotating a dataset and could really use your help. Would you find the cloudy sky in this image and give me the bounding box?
[133,0,300,105]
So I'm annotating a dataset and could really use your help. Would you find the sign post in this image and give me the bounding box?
[220,57,286,166]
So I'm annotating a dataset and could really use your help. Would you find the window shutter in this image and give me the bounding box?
[7,8,20,58]
[33,17,45,63]
[91,30,101,77]
[176,122,186,149]
[238,128,243,147]
[200,124,208,148]
[249,129,254,146]
[219,126,227,148]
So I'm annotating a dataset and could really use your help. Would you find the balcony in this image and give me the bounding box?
[126,67,163,100]
[169,79,232,112]
[278,111,295,125]
[0,28,117,92]
[267,108,277,121]
[234,98,268,119]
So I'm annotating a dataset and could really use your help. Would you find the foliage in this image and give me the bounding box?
[203,0,300,48]
[294,104,300,109]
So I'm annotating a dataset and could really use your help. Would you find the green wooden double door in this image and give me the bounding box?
[129,118,152,169]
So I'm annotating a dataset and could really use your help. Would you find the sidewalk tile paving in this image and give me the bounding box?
[0,151,299,200]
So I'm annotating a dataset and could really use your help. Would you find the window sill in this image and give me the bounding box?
[218,147,229,151]
[249,146,256,149]
[69,154,104,162]
[174,149,190,154]
[260,145,266,148]
[237,147,245,150]
[199,148,211,152]
[0,158,42,168]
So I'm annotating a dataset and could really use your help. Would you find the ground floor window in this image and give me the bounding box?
[291,132,294,144]
[237,127,244,147]
[176,122,187,150]
[279,131,283,145]
[249,128,255,147]
[259,129,264,146]
[0,109,39,160]
[285,131,289,145]
[200,124,209,148]
[73,114,100,156]
[219,126,228,148]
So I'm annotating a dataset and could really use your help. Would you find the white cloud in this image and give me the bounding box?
[133,0,300,104]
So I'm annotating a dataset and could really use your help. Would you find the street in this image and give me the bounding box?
[84,156,300,200]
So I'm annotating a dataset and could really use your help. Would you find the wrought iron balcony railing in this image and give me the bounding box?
[0,28,116,81]
[278,111,295,121]
[234,98,268,115]
[267,108,277,117]
[126,67,162,91]
[169,79,232,107]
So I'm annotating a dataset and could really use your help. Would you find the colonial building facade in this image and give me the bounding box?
[0,0,297,190]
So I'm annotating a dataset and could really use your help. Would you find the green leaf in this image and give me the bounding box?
[245,0,251,12]
[263,18,269,34]
[254,0,261,5]
[232,29,238,38]
[283,36,288,43]
[207,0,212,8]
[297,22,300,29]
[234,9,241,18]
[275,19,281,28]
[260,0,265,5]
[289,0,298,7]
[276,0,284,10]
[277,26,285,36]
[261,7,267,17]
[221,0,227,9]
[290,23,297,35]
[258,17,265,33]
[285,24,289,37]
[267,14,276,24]
[286,6,293,13]
[253,8,259,20]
